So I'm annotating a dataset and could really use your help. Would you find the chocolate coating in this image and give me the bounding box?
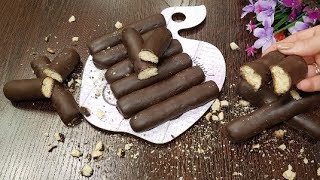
[92,30,154,69]
[237,80,278,107]
[93,44,127,69]
[3,78,46,101]
[238,80,320,140]
[227,92,320,142]
[257,50,286,66]
[88,14,166,54]
[139,27,172,63]
[110,53,192,99]
[117,66,205,118]
[105,60,134,83]
[122,28,156,78]
[51,83,81,126]
[285,113,320,140]
[30,56,81,126]
[130,81,219,132]
[44,48,80,82]
[105,39,182,83]
[30,56,51,78]
[240,50,286,91]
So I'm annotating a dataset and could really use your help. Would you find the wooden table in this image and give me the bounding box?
[1,0,319,179]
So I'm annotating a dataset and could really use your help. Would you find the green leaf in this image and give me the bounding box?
[274,16,289,30]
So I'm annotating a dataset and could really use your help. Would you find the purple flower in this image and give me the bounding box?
[304,7,320,21]
[255,0,277,25]
[241,0,255,18]
[246,20,257,33]
[281,0,303,21]
[253,21,276,52]
[245,44,257,56]
[288,16,311,34]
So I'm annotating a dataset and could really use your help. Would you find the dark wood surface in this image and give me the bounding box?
[0,0,319,179]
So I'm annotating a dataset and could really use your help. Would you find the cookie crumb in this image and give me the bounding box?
[220,100,229,107]
[278,144,286,151]
[117,148,125,158]
[47,48,55,54]
[68,15,76,23]
[81,164,93,177]
[290,90,302,100]
[44,35,50,42]
[115,21,123,29]
[252,144,260,149]
[211,115,219,121]
[205,112,212,121]
[282,164,296,180]
[54,132,65,142]
[96,109,105,119]
[232,172,243,176]
[317,167,320,176]
[72,37,79,42]
[274,129,286,138]
[91,150,103,159]
[124,143,133,151]
[239,100,250,107]
[71,149,83,157]
[230,42,240,50]
[218,112,224,120]
[211,99,221,113]
[95,141,104,151]
[303,157,308,164]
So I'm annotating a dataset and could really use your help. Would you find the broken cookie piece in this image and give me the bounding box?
[81,164,93,177]
[270,55,307,95]
[282,164,296,180]
[71,149,83,157]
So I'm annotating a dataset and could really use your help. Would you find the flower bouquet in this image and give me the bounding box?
[241,0,320,56]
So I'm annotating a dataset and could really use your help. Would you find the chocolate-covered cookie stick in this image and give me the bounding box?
[271,55,307,95]
[88,14,166,54]
[122,28,157,80]
[118,66,205,118]
[31,56,81,126]
[238,80,320,140]
[240,51,286,91]
[92,30,154,69]
[51,83,82,126]
[93,44,127,69]
[105,39,183,82]
[285,113,320,140]
[237,80,278,107]
[105,60,134,83]
[3,78,54,101]
[44,48,80,82]
[226,92,320,142]
[130,81,219,132]
[30,56,51,78]
[139,27,172,63]
[111,53,192,98]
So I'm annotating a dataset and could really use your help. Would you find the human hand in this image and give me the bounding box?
[264,25,320,92]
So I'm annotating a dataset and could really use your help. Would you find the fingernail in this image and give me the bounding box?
[277,42,294,50]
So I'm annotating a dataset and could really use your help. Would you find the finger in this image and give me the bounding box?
[262,44,277,56]
[307,64,317,77]
[277,35,320,56]
[279,25,318,43]
[297,75,320,92]
[262,26,319,56]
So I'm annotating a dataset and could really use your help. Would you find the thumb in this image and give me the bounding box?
[277,36,320,56]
